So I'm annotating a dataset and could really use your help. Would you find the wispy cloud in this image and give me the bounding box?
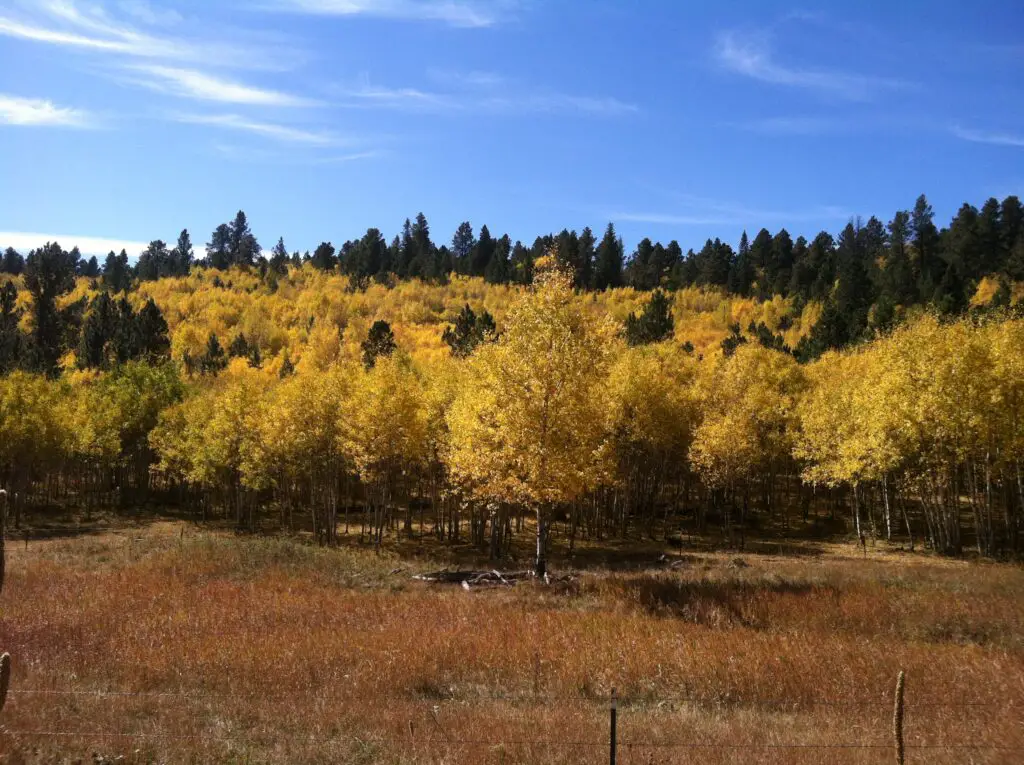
[0,1,299,70]
[731,116,841,136]
[266,0,517,28]
[117,0,183,26]
[333,75,637,116]
[176,113,344,146]
[951,125,1024,148]
[213,142,385,165]
[0,94,92,127]
[612,194,852,228]
[714,30,907,101]
[483,93,638,116]
[0,231,148,257]
[127,65,318,106]
[334,81,454,110]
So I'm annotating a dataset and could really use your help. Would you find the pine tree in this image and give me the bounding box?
[0,281,23,373]
[442,304,497,357]
[1,248,25,275]
[361,320,397,369]
[228,210,259,267]
[269,237,290,275]
[727,230,755,296]
[451,222,476,275]
[24,242,77,375]
[311,242,337,271]
[77,292,118,369]
[172,229,194,276]
[200,332,227,375]
[135,298,170,362]
[136,239,170,281]
[575,227,596,289]
[112,297,138,364]
[912,194,942,297]
[81,255,100,278]
[593,223,624,289]
[471,225,495,277]
[624,289,674,346]
[207,224,232,270]
[485,234,511,284]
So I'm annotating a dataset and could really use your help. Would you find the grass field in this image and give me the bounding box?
[1,521,1022,764]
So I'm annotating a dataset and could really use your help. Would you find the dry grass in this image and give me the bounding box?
[1,523,1022,763]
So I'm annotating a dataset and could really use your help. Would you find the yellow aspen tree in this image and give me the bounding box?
[446,257,613,576]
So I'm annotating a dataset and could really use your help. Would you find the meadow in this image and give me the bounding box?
[1,519,1021,764]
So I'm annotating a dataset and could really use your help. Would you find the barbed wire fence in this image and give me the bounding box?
[2,674,1023,763]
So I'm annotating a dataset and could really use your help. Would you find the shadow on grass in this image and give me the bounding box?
[592,573,827,629]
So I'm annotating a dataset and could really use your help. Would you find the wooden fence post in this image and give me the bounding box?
[893,670,906,765]
[610,688,618,765]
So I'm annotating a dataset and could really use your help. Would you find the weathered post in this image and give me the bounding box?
[610,688,618,765]
[893,670,906,765]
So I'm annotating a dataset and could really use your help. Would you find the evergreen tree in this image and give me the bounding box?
[200,332,227,375]
[136,239,170,281]
[511,241,533,284]
[171,229,194,276]
[626,238,655,290]
[912,194,942,298]
[720,323,748,357]
[0,281,23,373]
[624,289,674,346]
[451,222,476,275]
[112,296,138,364]
[361,320,396,369]
[1,247,25,275]
[311,241,337,271]
[102,249,132,292]
[769,229,795,295]
[135,298,170,361]
[593,223,624,289]
[228,333,250,358]
[575,227,596,289]
[471,225,495,277]
[81,255,100,278]
[77,292,118,369]
[694,238,732,287]
[728,230,755,296]
[279,351,295,378]
[442,304,498,357]
[834,222,873,342]
[485,234,511,284]
[24,242,77,375]
[269,237,290,275]
[883,211,916,304]
[228,210,259,267]
[207,224,232,270]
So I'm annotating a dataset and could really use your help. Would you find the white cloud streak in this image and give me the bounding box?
[334,76,637,116]
[177,113,343,145]
[714,30,907,101]
[0,231,148,257]
[951,125,1024,148]
[0,1,298,70]
[267,0,515,28]
[0,94,92,127]
[613,197,852,227]
[128,65,319,107]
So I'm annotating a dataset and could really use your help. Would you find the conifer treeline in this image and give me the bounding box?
[3,193,1023,365]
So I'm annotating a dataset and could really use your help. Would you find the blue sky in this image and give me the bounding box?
[1,0,1022,258]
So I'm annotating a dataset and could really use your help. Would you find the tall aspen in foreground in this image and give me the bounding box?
[446,257,611,576]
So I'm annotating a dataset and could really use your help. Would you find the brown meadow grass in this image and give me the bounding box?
[0,523,1022,763]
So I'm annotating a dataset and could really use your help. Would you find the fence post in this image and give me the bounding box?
[610,687,617,765]
[0,652,10,715]
[893,670,905,765]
